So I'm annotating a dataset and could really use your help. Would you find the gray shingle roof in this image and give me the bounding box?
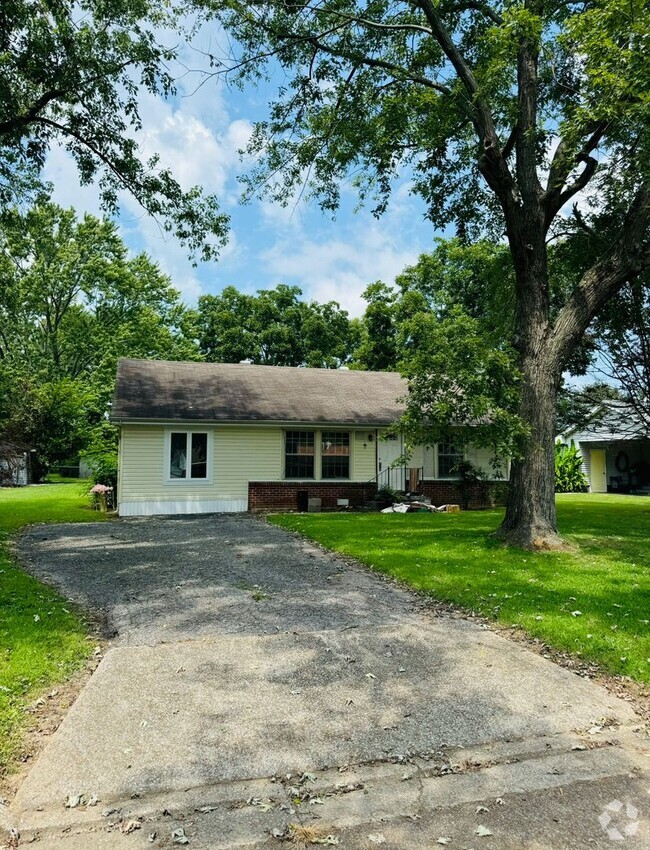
[562,401,647,443]
[111,359,406,425]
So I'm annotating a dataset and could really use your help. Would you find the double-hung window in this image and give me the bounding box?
[437,441,463,478]
[285,431,315,478]
[284,430,351,479]
[168,431,209,481]
[321,431,350,479]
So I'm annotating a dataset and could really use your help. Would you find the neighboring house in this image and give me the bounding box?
[111,358,507,516]
[0,440,33,485]
[558,402,650,494]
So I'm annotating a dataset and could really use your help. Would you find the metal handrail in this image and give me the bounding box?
[366,465,424,493]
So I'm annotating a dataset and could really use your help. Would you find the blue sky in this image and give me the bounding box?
[42,22,438,318]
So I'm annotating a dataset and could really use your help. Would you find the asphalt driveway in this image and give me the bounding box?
[6,515,648,849]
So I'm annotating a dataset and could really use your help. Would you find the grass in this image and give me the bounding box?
[270,494,650,684]
[0,483,110,775]
[44,473,84,484]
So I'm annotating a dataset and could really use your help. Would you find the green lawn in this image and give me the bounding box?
[270,494,650,684]
[0,484,109,774]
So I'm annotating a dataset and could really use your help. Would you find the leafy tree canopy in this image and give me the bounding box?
[0,0,228,260]
[196,284,356,367]
[201,0,650,545]
[0,202,201,477]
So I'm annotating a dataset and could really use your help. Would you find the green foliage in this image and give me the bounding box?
[0,0,227,259]
[0,202,201,476]
[81,421,118,491]
[205,1,649,234]
[397,304,527,461]
[352,282,399,371]
[270,494,650,682]
[556,382,624,435]
[396,240,515,343]
[349,240,525,457]
[555,443,588,494]
[0,377,91,480]
[197,284,355,367]
[204,1,650,541]
[0,484,110,774]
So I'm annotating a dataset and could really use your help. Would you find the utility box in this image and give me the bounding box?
[308,497,322,513]
[297,490,309,512]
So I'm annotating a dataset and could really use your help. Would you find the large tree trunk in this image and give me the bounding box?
[496,199,565,549]
[498,357,563,549]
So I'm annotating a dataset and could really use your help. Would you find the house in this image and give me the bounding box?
[558,401,650,493]
[111,358,507,516]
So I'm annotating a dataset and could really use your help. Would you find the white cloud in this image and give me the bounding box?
[134,91,252,200]
[42,145,105,216]
[42,72,253,306]
[261,223,423,317]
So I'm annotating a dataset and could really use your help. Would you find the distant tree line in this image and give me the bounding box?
[1,203,644,482]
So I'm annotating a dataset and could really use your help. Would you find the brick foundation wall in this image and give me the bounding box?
[249,481,377,512]
[418,480,507,509]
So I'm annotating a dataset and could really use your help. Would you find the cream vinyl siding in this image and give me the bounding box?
[352,430,377,481]
[119,424,380,513]
[118,425,284,513]
[409,444,425,469]
[120,425,167,500]
[465,446,509,480]
[216,426,282,497]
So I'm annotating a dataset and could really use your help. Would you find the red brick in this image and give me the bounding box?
[248,481,376,512]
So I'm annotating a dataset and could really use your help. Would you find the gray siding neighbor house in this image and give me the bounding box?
[558,402,650,494]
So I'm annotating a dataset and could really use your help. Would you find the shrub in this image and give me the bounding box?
[451,460,485,510]
[81,422,118,493]
[555,442,588,493]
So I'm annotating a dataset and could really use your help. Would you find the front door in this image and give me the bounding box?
[377,433,404,491]
[590,449,607,493]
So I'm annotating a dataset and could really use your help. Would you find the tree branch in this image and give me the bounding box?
[0,89,66,136]
[445,1,503,25]
[329,12,434,37]
[550,183,650,371]
[502,124,518,160]
[0,61,136,136]
[300,34,452,94]
[415,1,518,214]
[571,203,595,236]
[544,121,608,221]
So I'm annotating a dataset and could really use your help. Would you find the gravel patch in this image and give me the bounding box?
[17,514,417,646]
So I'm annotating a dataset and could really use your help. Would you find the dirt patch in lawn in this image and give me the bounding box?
[0,644,106,804]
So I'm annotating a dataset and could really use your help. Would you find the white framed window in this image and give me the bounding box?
[164,430,212,483]
[437,441,463,478]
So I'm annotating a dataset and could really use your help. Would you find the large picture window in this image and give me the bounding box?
[437,441,463,478]
[169,432,208,480]
[321,431,350,479]
[285,431,315,478]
